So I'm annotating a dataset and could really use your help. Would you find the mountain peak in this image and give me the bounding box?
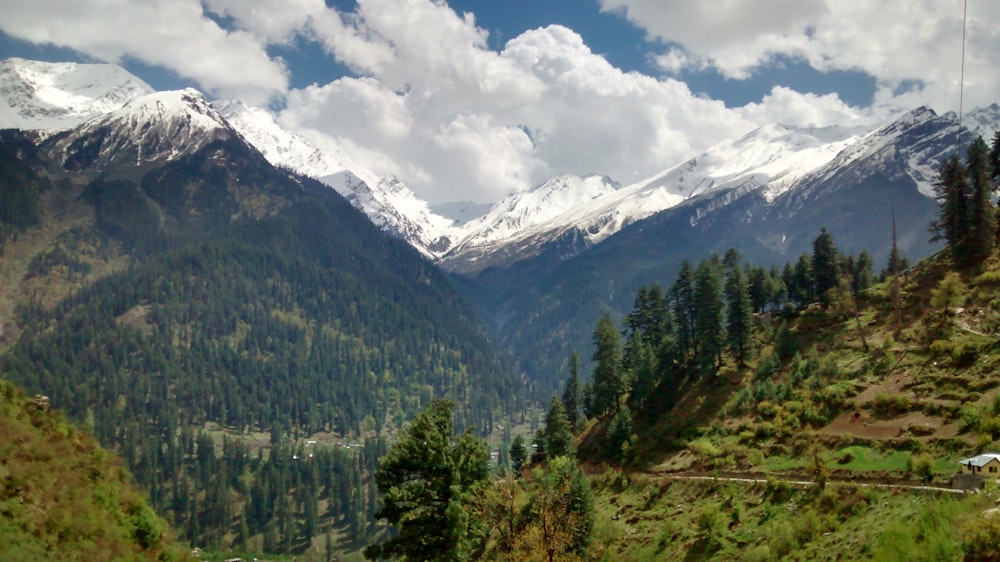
[49,88,236,172]
[0,57,153,131]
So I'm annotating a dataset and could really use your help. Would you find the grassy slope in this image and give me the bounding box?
[0,379,186,561]
[581,249,1000,560]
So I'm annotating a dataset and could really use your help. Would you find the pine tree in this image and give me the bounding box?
[365,400,489,561]
[693,257,725,376]
[605,406,634,462]
[724,264,754,366]
[790,254,813,307]
[966,137,997,264]
[852,250,875,295]
[543,397,574,459]
[590,312,624,417]
[624,331,657,409]
[560,353,580,432]
[811,228,839,307]
[669,262,697,361]
[932,154,972,266]
[990,130,1000,188]
[510,435,527,476]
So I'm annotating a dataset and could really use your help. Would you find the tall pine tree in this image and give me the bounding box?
[561,352,580,432]
[811,228,839,307]
[967,137,997,264]
[724,263,754,366]
[693,257,725,376]
[590,312,624,417]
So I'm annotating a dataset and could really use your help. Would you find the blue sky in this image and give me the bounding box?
[0,0,996,203]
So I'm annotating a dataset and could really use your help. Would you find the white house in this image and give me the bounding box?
[958,453,1000,475]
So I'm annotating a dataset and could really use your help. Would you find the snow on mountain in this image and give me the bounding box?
[213,99,382,187]
[439,122,863,273]
[0,57,153,131]
[49,88,235,171]
[802,106,968,200]
[321,171,459,257]
[214,99,459,258]
[964,103,1000,140]
[430,201,493,226]
[453,175,619,251]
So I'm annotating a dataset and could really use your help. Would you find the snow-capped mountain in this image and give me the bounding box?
[965,103,1000,140]
[213,99,460,259]
[439,121,865,273]
[213,99,374,184]
[321,171,459,256]
[48,88,236,173]
[788,106,971,205]
[4,57,997,278]
[0,57,153,131]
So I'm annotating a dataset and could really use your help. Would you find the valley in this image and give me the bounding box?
[1,53,1000,561]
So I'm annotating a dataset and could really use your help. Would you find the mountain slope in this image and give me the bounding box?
[0,88,521,554]
[468,105,994,389]
[0,57,153,131]
[46,88,236,176]
[440,121,863,274]
[0,379,183,561]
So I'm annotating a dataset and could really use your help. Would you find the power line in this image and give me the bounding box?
[957,0,968,147]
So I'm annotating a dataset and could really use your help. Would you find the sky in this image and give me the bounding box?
[1,0,998,204]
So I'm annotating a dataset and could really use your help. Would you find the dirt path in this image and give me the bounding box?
[648,470,968,495]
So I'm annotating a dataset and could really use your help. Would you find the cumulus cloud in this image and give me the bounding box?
[282,11,758,202]
[3,0,990,204]
[600,0,1000,112]
[0,0,288,103]
[739,86,865,128]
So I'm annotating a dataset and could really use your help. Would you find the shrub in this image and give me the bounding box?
[688,437,721,458]
[908,452,935,482]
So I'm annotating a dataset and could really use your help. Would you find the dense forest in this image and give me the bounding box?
[0,128,523,554]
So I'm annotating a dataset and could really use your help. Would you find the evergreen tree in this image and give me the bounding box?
[781,262,795,306]
[624,284,668,345]
[852,250,875,295]
[543,397,574,459]
[624,331,657,409]
[788,254,813,307]
[812,228,839,307]
[669,262,697,361]
[509,435,527,476]
[590,312,624,417]
[967,137,997,264]
[693,257,725,376]
[365,400,489,561]
[932,154,972,266]
[748,266,769,313]
[990,131,1000,186]
[767,265,787,311]
[724,264,754,366]
[605,406,634,463]
[560,352,580,432]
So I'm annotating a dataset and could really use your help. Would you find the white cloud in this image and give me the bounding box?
[740,86,865,128]
[282,13,758,202]
[600,0,1000,112]
[0,0,288,103]
[4,0,990,204]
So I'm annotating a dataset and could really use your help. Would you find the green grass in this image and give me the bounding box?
[828,446,912,472]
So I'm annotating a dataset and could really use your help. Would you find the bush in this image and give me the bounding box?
[688,438,721,458]
[908,452,935,482]
[873,392,912,417]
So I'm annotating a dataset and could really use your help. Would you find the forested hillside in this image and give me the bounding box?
[0,379,185,561]
[0,122,522,555]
